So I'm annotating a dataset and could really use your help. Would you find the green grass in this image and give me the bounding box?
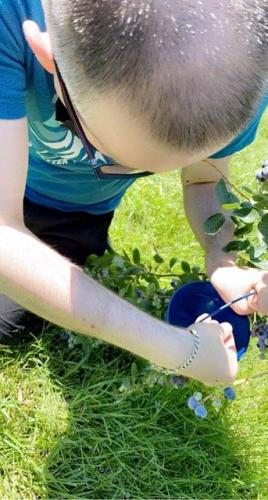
[0,113,268,499]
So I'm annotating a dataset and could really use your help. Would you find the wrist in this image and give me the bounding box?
[105,296,194,370]
[139,316,195,371]
[152,328,199,375]
[206,251,236,279]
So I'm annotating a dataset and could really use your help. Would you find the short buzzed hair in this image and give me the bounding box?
[48,0,268,152]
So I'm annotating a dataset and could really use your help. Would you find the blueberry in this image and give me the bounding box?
[187,396,198,410]
[134,288,143,298]
[223,387,236,401]
[60,331,71,341]
[193,392,203,402]
[256,164,268,182]
[257,330,267,340]
[170,375,188,388]
[256,170,265,182]
[194,405,208,419]
[257,339,266,350]
[252,323,268,338]
[262,165,268,177]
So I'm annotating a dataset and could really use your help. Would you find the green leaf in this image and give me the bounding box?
[223,240,251,252]
[233,201,252,214]
[258,214,268,241]
[253,194,268,209]
[222,202,241,210]
[242,186,255,194]
[216,179,229,204]
[152,295,162,309]
[169,257,177,269]
[140,299,153,312]
[234,224,253,237]
[88,251,114,268]
[249,243,267,260]
[119,287,128,298]
[128,266,142,276]
[112,255,126,268]
[204,213,226,235]
[122,250,131,262]
[216,179,240,209]
[144,274,158,284]
[133,248,141,265]
[257,261,268,270]
[233,203,258,223]
[261,180,268,193]
[153,254,164,264]
[181,261,191,273]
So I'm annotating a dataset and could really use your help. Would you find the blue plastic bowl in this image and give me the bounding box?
[166,281,251,361]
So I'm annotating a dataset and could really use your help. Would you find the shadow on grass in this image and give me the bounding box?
[0,324,264,498]
[24,327,259,499]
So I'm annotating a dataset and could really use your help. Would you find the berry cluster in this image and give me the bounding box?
[256,160,268,182]
[168,321,268,420]
[170,375,188,388]
[251,322,268,359]
[185,387,236,419]
[187,392,208,419]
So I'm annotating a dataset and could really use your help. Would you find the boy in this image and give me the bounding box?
[0,0,267,385]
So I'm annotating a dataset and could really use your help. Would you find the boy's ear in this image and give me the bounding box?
[23,20,55,74]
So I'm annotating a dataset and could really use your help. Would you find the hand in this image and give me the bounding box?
[182,318,238,387]
[208,262,261,315]
[247,271,268,315]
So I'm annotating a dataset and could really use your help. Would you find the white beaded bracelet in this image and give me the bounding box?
[152,328,200,376]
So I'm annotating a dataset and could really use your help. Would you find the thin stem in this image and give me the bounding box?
[234,370,268,387]
[99,271,205,280]
[204,160,252,202]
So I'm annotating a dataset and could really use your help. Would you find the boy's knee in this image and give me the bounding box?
[0,294,45,346]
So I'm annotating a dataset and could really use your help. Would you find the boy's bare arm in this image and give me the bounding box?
[181,157,236,271]
[0,119,238,385]
[0,118,194,370]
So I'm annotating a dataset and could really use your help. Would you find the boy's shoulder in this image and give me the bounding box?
[0,0,44,27]
[0,0,26,16]
[0,0,46,120]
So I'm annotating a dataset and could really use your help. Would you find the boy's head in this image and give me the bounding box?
[34,1,268,171]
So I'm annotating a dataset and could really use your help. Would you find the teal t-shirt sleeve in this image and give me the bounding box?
[210,93,268,159]
[0,0,27,119]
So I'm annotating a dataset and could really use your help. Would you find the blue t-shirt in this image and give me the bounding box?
[0,0,267,214]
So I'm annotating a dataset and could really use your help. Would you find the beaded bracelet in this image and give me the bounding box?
[152,328,200,376]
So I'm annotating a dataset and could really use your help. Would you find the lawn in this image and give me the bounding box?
[0,113,268,499]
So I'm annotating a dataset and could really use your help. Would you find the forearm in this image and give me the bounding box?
[183,182,236,275]
[0,223,193,369]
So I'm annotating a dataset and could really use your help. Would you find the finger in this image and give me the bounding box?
[220,321,233,335]
[224,334,237,352]
[195,313,218,324]
[228,344,237,353]
[230,303,251,315]
[221,326,237,353]
[223,333,233,344]
[231,289,257,315]
[246,289,259,312]
[195,313,211,322]
[219,321,234,342]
